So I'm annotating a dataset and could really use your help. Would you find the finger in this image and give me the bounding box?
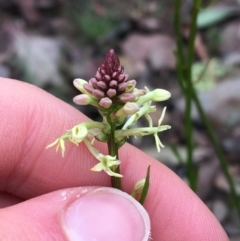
[0,192,24,208]
[0,78,108,198]
[0,78,228,240]
[0,187,150,241]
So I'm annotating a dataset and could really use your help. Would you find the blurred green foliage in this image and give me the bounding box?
[65,1,120,43]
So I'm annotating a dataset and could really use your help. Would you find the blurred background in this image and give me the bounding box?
[0,0,240,239]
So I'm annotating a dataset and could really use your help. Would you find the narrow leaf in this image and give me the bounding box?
[139,166,151,205]
[197,7,240,29]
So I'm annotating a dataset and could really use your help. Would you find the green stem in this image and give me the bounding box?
[174,0,202,191]
[170,144,184,165]
[174,0,240,216]
[192,89,240,216]
[184,0,202,192]
[107,115,122,190]
[174,0,186,94]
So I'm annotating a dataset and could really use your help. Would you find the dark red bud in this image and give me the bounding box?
[118,82,128,92]
[109,80,118,88]
[83,83,94,94]
[107,88,117,98]
[93,89,105,99]
[89,78,98,88]
[118,74,125,82]
[103,75,111,82]
[97,81,107,90]
[103,49,121,75]
[95,72,102,81]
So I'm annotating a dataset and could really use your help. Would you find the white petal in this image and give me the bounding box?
[91,163,103,172]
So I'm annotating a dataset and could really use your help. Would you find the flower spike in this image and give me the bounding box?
[48,49,171,198]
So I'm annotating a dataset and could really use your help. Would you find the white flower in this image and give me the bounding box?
[115,107,171,152]
[91,154,123,178]
[154,107,168,152]
[46,124,89,157]
[71,125,88,143]
[46,136,67,157]
[82,138,123,178]
[47,121,107,157]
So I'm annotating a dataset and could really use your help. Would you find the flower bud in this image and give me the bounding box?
[99,97,112,108]
[93,89,105,99]
[97,81,107,90]
[151,89,171,101]
[107,88,117,98]
[83,83,94,94]
[131,179,146,199]
[123,102,140,114]
[89,78,98,88]
[116,102,140,117]
[125,80,136,92]
[115,116,127,126]
[133,88,146,97]
[95,132,108,142]
[118,82,128,92]
[73,94,91,105]
[118,93,136,103]
[109,80,118,88]
[137,89,171,106]
[73,79,88,93]
[73,94,98,107]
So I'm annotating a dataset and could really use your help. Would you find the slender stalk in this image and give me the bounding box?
[107,115,122,190]
[173,0,186,94]
[170,144,184,165]
[184,0,202,191]
[174,0,201,191]
[192,90,240,215]
[174,0,240,216]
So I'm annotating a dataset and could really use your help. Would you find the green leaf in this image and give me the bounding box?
[139,166,151,205]
[197,7,239,28]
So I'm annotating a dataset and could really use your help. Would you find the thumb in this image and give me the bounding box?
[0,187,150,241]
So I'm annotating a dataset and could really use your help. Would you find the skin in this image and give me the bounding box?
[0,78,229,240]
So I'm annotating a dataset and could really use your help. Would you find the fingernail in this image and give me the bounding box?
[63,187,150,241]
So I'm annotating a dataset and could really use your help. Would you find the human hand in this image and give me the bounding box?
[0,78,228,240]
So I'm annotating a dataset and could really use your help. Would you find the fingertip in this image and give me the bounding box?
[0,187,150,241]
[64,187,150,241]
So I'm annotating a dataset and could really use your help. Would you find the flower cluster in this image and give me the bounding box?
[47,121,122,177]
[74,49,138,109]
[47,49,171,178]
